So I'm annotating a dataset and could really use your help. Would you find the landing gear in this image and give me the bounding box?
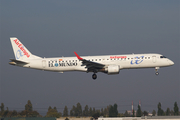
[155,67,160,76]
[155,72,159,75]
[92,73,97,80]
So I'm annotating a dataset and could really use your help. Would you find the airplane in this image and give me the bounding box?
[9,37,174,80]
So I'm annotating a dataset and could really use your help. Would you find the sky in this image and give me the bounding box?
[0,0,179,116]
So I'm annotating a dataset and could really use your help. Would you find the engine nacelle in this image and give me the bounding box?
[105,65,120,75]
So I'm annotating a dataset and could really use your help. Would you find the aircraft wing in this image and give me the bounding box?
[74,52,105,71]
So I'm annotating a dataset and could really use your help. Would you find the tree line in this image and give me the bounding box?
[136,102,179,117]
[0,100,41,118]
[46,103,118,118]
[0,100,179,118]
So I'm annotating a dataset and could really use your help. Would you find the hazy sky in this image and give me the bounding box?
[0,0,179,116]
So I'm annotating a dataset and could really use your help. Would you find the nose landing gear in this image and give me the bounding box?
[155,67,159,75]
[155,72,159,75]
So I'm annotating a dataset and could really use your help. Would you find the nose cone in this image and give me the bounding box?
[169,60,174,66]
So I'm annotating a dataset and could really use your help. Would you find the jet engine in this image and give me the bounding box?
[105,65,120,74]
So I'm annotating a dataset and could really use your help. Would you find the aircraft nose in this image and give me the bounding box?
[169,60,174,66]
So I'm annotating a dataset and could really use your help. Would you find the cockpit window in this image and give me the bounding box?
[160,56,167,58]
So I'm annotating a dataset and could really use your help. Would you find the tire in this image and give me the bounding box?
[155,72,159,75]
[92,74,97,80]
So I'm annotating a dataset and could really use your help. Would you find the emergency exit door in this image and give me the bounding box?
[152,56,156,63]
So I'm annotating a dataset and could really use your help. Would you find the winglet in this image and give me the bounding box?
[74,52,83,60]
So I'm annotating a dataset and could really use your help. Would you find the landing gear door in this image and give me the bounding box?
[152,56,156,63]
[42,60,46,68]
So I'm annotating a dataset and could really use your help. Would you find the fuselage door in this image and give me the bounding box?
[152,56,156,63]
[42,60,46,68]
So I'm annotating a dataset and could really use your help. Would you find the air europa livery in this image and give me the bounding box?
[9,37,174,80]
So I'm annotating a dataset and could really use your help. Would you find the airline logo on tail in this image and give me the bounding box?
[14,39,30,58]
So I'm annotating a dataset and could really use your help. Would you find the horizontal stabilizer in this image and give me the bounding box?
[9,59,29,65]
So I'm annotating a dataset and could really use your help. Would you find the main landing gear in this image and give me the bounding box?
[92,73,97,80]
[155,67,159,75]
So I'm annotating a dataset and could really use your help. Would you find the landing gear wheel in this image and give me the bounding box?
[155,72,159,75]
[92,74,97,80]
[155,67,160,76]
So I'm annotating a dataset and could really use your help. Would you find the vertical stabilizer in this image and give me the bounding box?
[10,37,41,60]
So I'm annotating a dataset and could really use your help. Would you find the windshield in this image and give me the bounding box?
[160,56,167,58]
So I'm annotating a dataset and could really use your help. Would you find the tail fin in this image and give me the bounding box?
[10,37,41,60]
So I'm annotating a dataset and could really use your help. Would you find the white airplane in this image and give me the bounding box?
[9,37,174,80]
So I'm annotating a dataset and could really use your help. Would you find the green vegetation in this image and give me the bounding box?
[0,100,41,117]
[0,101,179,118]
[109,104,118,117]
[174,102,179,115]
[136,105,142,117]
[157,102,164,116]
[46,106,61,118]
[63,106,68,117]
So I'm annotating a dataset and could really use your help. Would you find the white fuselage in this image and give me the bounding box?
[18,53,174,73]
[9,37,174,79]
